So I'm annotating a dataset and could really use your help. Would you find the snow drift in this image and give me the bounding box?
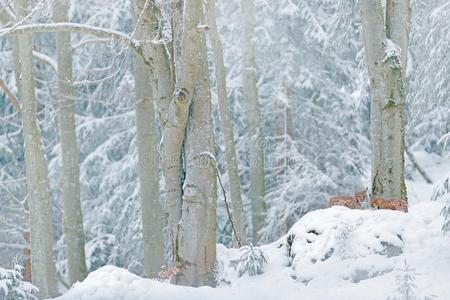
[50,201,450,300]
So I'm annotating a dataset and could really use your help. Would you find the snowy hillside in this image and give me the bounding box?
[46,152,450,300]
[49,201,449,300]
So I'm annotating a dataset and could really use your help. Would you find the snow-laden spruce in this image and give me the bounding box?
[49,201,449,300]
[431,171,450,232]
[0,263,37,300]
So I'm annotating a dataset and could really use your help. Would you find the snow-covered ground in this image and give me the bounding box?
[50,153,450,300]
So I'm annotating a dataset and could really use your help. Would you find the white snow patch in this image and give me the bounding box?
[49,201,450,300]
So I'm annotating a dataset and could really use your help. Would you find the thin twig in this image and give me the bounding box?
[0,78,21,110]
[216,169,243,248]
[196,152,243,247]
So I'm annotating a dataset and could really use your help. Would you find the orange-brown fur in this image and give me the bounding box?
[370,196,408,212]
[328,190,368,209]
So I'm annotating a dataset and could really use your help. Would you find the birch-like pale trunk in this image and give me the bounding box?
[14,0,58,297]
[361,0,384,197]
[162,0,204,267]
[361,0,408,201]
[132,0,165,276]
[206,0,247,246]
[175,30,217,287]
[240,0,265,243]
[53,0,87,285]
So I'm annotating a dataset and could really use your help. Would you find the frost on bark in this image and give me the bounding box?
[53,0,87,285]
[206,0,247,246]
[175,30,217,288]
[361,0,409,201]
[14,0,58,297]
[132,0,165,277]
[240,0,266,243]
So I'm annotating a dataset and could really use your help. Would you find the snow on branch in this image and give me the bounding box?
[384,38,402,70]
[0,22,151,65]
[32,51,57,71]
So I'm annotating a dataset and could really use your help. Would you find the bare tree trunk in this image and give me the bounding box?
[171,0,184,81]
[361,0,408,201]
[161,0,204,270]
[0,10,31,284]
[240,0,265,243]
[132,0,165,277]
[53,0,87,285]
[15,0,59,297]
[175,30,217,288]
[22,231,32,282]
[162,0,218,286]
[206,0,247,246]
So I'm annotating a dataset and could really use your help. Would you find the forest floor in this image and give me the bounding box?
[50,151,450,300]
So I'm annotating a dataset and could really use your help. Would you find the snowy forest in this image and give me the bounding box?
[0,0,449,299]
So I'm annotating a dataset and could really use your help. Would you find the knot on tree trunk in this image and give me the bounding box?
[174,87,189,103]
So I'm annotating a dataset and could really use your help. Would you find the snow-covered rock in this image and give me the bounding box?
[50,202,450,300]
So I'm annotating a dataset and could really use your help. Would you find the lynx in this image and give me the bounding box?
[328,189,368,209]
[370,196,408,212]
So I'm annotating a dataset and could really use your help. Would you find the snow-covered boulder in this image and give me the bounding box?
[284,206,408,284]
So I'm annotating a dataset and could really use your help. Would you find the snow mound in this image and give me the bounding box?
[285,207,407,284]
[50,202,450,300]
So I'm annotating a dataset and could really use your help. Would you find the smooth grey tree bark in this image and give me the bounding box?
[239,0,266,243]
[175,28,217,288]
[162,0,203,267]
[132,0,165,277]
[161,0,195,263]
[171,0,183,80]
[206,0,247,246]
[14,0,58,297]
[159,0,185,264]
[0,9,31,283]
[52,0,87,285]
[161,0,218,286]
[361,0,409,201]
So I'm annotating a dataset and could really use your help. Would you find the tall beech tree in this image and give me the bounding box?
[132,0,165,277]
[360,0,410,202]
[53,0,87,285]
[206,0,247,246]
[240,0,266,242]
[15,0,58,297]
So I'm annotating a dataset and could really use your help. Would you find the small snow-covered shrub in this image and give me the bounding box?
[229,245,268,277]
[387,260,437,300]
[431,173,450,202]
[0,262,37,300]
[85,234,116,271]
[431,172,450,232]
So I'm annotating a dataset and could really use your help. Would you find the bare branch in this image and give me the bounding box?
[72,37,110,49]
[0,22,147,60]
[33,50,57,71]
[0,242,26,250]
[0,77,21,110]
